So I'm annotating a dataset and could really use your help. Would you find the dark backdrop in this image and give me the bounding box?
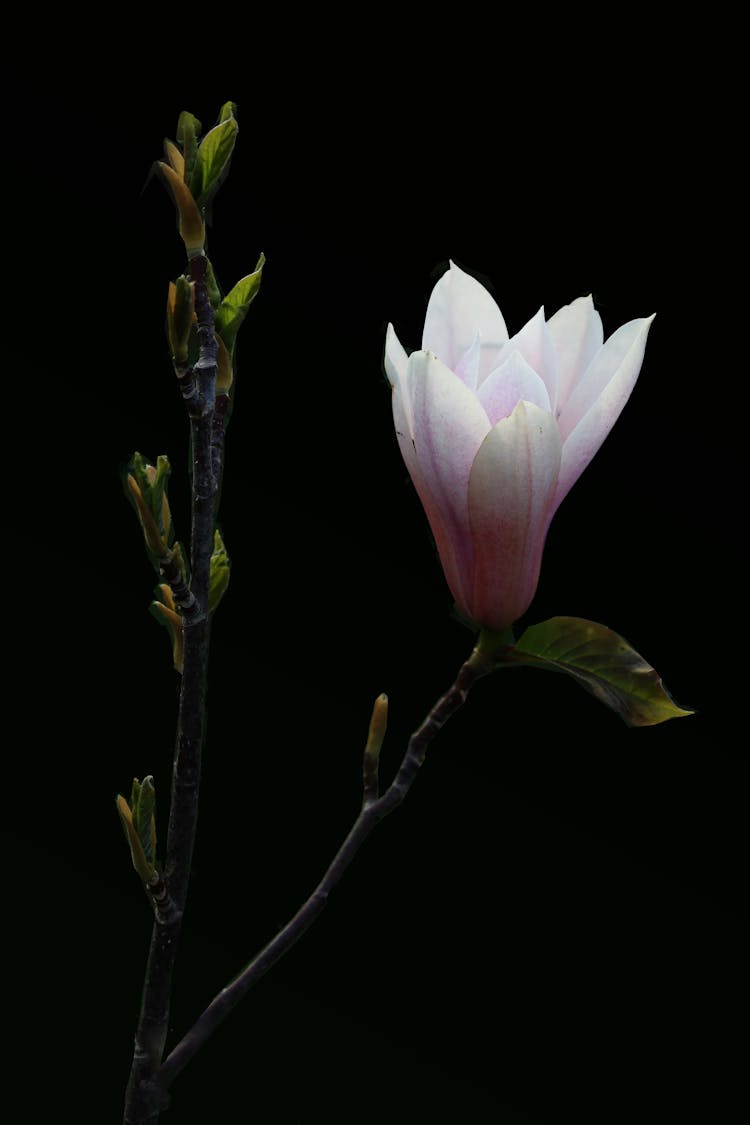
[9,39,746,1125]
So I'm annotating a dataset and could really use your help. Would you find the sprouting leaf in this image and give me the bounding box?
[208,529,230,615]
[215,253,265,352]
[190,114,238,206]
[176,111,202,191]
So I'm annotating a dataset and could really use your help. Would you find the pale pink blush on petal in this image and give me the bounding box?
[408,350,492,606]
[557,315,655,445]
[477,350,552,426]
[488,306,559,411]
[553,315,655,509]
[546,295,604,411]
[468,400,562,630]
[386,321,411,409]
[392,382,469,613]
[422,261,508,375]
[454,332,481,390]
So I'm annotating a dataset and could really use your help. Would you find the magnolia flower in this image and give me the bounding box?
[385,262,654,631]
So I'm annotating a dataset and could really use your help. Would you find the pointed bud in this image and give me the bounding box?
[126,453,174,563]
[116,776,158,883]
[208,529,230,615]
[163,138,185,178]
[151,585,184,672]
[362,694,388,804]
[167,276,195,364]
[157,161,205,256]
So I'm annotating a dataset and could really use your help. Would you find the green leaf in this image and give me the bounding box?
[218,101,237,124]
[176,111,201,196]
[215,253,265,352]
[208,529,230,615]
[191,115,238,205]
[509,616,693,727]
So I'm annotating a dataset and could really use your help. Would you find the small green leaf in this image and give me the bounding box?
[116,788,154,883]
[509,616,693,727]
[208,529,230,615]
[218,101,236,124]
[215,253,265,352]
[204,257,223,310]
[191,115,238,205]
[176,111,201,192]
[171,541,189,583]
[130,453,172,547]
[167,276,195,362]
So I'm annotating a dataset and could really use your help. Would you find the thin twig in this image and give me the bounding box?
[157,647,492,1093]
[122,252,219,1125]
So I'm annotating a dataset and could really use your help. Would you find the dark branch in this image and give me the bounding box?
[123,251,218,1125]
[157,648,492,1091]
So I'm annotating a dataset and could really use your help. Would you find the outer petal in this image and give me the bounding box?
[488,306,559,411]
[468,400,562,630]
[422,261,508,384]
[554,315,655,508]
[385,322,409,397]
[546,294,603,411]
[477,350,551,426]
[407,350,492,611]
[384,321,420,456]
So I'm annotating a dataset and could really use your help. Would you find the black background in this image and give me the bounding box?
[9,29,746,1125]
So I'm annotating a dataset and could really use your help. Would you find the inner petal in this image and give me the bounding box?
[422,261,508,373]
[454,332,481,390]
[483,306,558,412]
[477,350,552,426]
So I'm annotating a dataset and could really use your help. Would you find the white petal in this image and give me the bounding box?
[454,332,481,391]
[557,315,655,443]
[386,321,416,438]
[554,315,655,508]
[407,349,492,608]
[422,261,508,379]
[385,322,409,393]
[488,306,559,411]
[468,401,562,629]
[477,350,551,426]
[546,294,603,411]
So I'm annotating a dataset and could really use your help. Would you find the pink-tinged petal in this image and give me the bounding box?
[554,315,655,508]
[546,295,603,411]
[385,322,409,394]
[390,347,469,609]
[488,306,559,411]
[468,401,562,630]
[454,332,481,390]
[557,315,655,444]
[391,374,462,605]
[385,323,413,433]
[422,261,508,379]
[407,350,492,609]
[477,350,552,426]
